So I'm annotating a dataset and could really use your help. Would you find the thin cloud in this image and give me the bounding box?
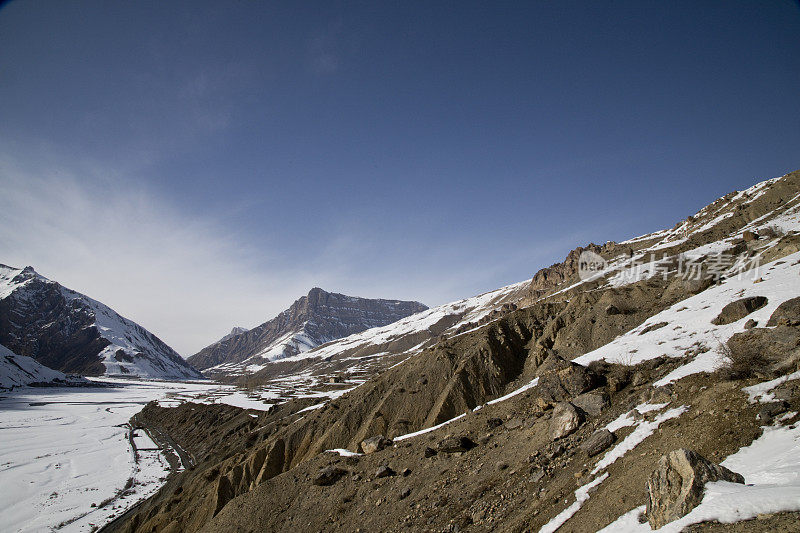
[0,152,315,355]
[307,19,344,75]
[0,150,588,359]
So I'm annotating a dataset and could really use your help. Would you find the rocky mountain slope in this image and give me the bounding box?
[187,288,428,376]
[106,170,800,533]
[221,278,531,402]
[217,170,800,402]
[0,265,202,380]
[0,343,72,389]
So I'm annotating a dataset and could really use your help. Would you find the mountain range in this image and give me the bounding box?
[187,288,428,376]
[0,267,429,382]
[104,170,800,533]
[4,170,800,533]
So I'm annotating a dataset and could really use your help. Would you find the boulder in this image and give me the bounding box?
[549,402,583,440]
[558,363,602,397]
[535,353,572,376]
[711,296,768,325]
[437,435,477,454]
[580,429,616,457]
[606,374,629,393]
[537,355,602,402]
[572,391,610,417]
[757,401,789,424]
[313,466,347,486]
[361,435,392,454]
[646,449,744,529]
[744,319,758,329]
[664,276,713,300]
[375,465,395,478]
[771,384,798,402]
[767,297,800,327]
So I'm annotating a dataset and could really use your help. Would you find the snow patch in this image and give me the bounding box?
[539,474,609,533]
[593,406,687,475]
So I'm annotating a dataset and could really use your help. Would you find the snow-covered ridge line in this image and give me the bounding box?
[212,172,796,384]
[573,251,800,378]
[193,288,428,374]
[619,172,791,250]
[0,264,201,380]
[273,278,531,365]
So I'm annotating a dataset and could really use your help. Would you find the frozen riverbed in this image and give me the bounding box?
[0,379,231,533]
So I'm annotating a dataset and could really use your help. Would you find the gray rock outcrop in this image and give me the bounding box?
[580,429,616,457]
[313,466,347,486]
[646,448,745,529]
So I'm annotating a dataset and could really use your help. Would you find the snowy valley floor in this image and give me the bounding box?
[0,379,239,533]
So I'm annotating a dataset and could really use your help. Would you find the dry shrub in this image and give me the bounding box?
[718,338,771,380]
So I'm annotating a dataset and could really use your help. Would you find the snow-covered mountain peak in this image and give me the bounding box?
[0,264,202,380]
[188,288,429,375]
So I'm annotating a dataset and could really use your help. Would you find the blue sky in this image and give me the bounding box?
[1,1,799,354]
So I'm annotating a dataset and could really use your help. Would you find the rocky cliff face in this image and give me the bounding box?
[0,265,202,379]
[187,288,428,374]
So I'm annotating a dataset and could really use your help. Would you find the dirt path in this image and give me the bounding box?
[97,415,193,532]
[131,412,195,470]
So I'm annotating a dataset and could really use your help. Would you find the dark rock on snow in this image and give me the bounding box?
[711,296,768,325]
[767,296,800,326]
